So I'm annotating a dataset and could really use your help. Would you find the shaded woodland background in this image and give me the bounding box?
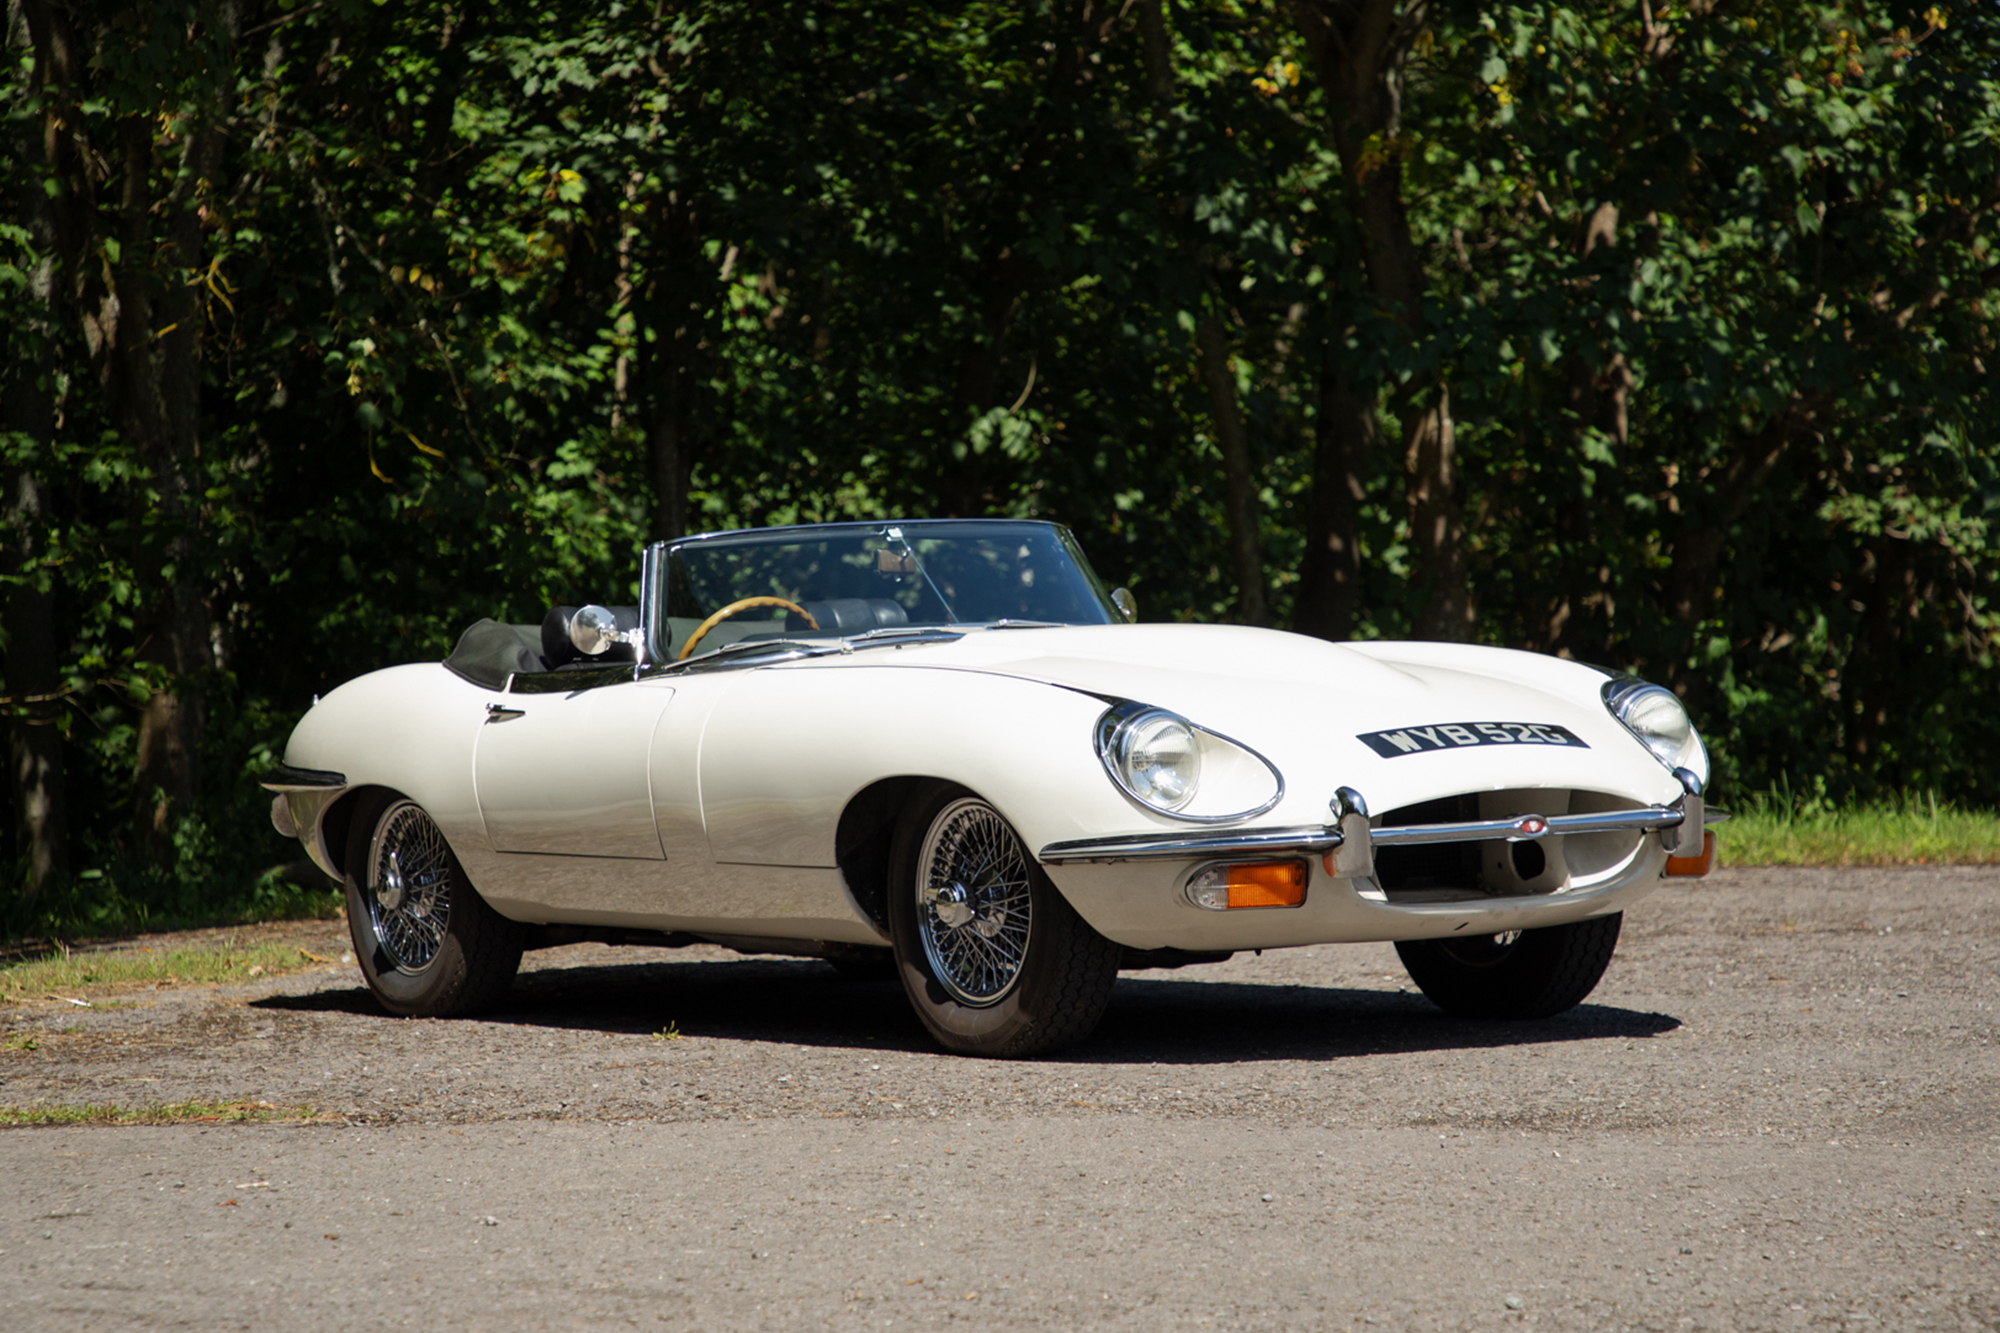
[3,0,1996,934]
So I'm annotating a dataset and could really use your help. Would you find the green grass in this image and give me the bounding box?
[0,1099,336,1127]
[0,939,340,1004]
[1718,791,2000,867]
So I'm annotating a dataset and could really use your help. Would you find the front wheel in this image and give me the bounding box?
[1394,913,1622,1019]
[888,788,1120,1057]
[343,792,524,1017]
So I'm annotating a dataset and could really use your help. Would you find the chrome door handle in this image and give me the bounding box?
[485,703,525,722]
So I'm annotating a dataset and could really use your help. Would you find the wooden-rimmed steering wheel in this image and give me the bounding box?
[677,596,819,660]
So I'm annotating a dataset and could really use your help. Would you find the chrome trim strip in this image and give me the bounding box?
[1091,699,1286,826]
[1040,825,1340,865]
[259,764,348,792]
[1372,806,1683,847]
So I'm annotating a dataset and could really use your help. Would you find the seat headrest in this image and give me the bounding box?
[786,598,910,634]
[541,605,642,669]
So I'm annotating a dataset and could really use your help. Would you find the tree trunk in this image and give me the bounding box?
[937,261,1020,518]
[1403,385,1472,639]
[1846,535,1914,776]
[1662,414,1802,714]
[1294,344,1373,639]
[642,192,706,545]
[124,96,225,857]
[1136,5,1267,625]
[20,1,228,858]
[1287,0,1471,640]
[3,1,70,905]
[1195,315,1269,626]
[1136,0,1173,102]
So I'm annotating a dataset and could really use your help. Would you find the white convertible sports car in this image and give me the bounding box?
[265,519,1722,1056]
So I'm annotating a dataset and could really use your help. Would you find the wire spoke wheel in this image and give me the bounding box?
[888,785,1121,1057]
[914,797,1035,1006]
[365,800,454,975]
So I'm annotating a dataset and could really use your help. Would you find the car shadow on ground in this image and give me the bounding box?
[253,954,1680,1065]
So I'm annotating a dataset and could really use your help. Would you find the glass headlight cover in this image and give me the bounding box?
[1093,701,1285,822]
[1603,678,1710,787]
[1099,706,1201,812]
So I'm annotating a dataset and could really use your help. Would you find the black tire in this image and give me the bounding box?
[342,790,524,1018]
[1394,913,1622,1020]
[887,786,1120,1057]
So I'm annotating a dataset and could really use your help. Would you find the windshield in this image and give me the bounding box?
[657,520,1119,659]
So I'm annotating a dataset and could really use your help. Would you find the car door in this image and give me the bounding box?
[472,668,676,858]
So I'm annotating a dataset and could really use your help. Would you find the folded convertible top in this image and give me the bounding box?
[442,618,544,690]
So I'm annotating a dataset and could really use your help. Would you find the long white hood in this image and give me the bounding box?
[798,623,1685,821]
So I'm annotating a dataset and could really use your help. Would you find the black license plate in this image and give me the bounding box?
[1357,722,1589,758]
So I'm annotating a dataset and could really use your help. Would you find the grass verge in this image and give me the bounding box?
[0,1098,339,1127]
[0,939,343,1004]
[1718,792,2000,866]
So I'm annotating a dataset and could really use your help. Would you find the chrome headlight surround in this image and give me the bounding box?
[1602,677,1710,789]
[1093,701,1284,824]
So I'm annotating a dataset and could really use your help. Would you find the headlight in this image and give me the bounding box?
[1098,706,1202,812]
[1603,678,1709,787]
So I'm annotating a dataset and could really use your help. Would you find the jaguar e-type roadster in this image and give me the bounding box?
[264,519,1722,1056]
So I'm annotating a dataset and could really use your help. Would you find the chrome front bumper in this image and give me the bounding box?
[1041,785,1720,872]
[260,764,350,878]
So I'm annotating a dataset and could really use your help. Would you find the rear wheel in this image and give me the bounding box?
[888,788,1119,1057]
[1394,913,1622,1019]
[343,792,524,1017]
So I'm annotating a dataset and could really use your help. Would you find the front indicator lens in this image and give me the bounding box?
[1665,830,1716,878]
[1187,861,1308,911]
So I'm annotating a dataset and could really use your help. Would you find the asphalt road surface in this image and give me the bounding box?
[2,866,1995,1331]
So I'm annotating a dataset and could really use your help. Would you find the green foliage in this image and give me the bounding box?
[0,936,333,1001]
[1719,789,2000,866]
[1,1,1996,935]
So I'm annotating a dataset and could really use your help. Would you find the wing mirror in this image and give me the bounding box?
[1110,587,1138,623]
[567,605,624,656]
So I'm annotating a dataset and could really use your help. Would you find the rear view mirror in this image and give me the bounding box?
[567,604,621,656]
[1110,587,1138,623]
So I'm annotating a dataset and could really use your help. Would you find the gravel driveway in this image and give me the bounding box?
[2,865,1995,1330]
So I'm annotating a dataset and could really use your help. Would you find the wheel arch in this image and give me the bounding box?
[836,774,1101,940]
[314,784,392,883]
[835,776,956,937]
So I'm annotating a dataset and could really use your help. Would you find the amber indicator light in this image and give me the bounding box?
[1665,829,1716,878]
[1226,861,1307,908]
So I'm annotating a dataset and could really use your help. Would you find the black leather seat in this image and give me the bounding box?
[786,598,909,633]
